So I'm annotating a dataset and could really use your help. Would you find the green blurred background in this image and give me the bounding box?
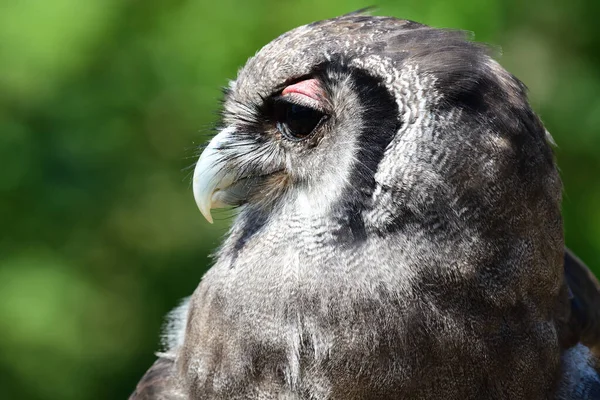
[1,0,599,398]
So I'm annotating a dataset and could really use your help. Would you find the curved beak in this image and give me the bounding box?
[193,128,237,223]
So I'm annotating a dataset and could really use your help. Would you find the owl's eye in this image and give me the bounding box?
[273,100,326,141]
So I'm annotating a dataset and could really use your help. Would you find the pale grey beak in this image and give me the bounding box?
[193,128,237,223]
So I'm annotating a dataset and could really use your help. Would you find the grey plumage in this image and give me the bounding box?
[130,13,600,399]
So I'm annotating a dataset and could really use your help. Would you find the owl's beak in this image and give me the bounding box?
[193,128,238,223]
[194,127,287,224]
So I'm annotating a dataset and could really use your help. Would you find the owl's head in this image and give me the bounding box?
[193,14,560,247]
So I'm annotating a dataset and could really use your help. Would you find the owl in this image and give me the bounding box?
[130,13,600,399]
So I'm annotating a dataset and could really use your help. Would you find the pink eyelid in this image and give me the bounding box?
[281,79,324,101]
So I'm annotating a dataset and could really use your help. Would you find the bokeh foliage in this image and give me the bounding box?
[1,0,599,399]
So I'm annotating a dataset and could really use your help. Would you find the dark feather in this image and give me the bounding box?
[129,357,185,400]
[565,249,600,355]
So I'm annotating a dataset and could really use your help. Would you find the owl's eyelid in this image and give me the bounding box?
[273,93,328,114]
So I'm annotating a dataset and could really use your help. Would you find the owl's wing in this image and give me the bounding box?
[557,249,600,399]
[129,356,186,400]
[564,249,600,355]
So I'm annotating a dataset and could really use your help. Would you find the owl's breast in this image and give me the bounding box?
[179,231,561,399]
